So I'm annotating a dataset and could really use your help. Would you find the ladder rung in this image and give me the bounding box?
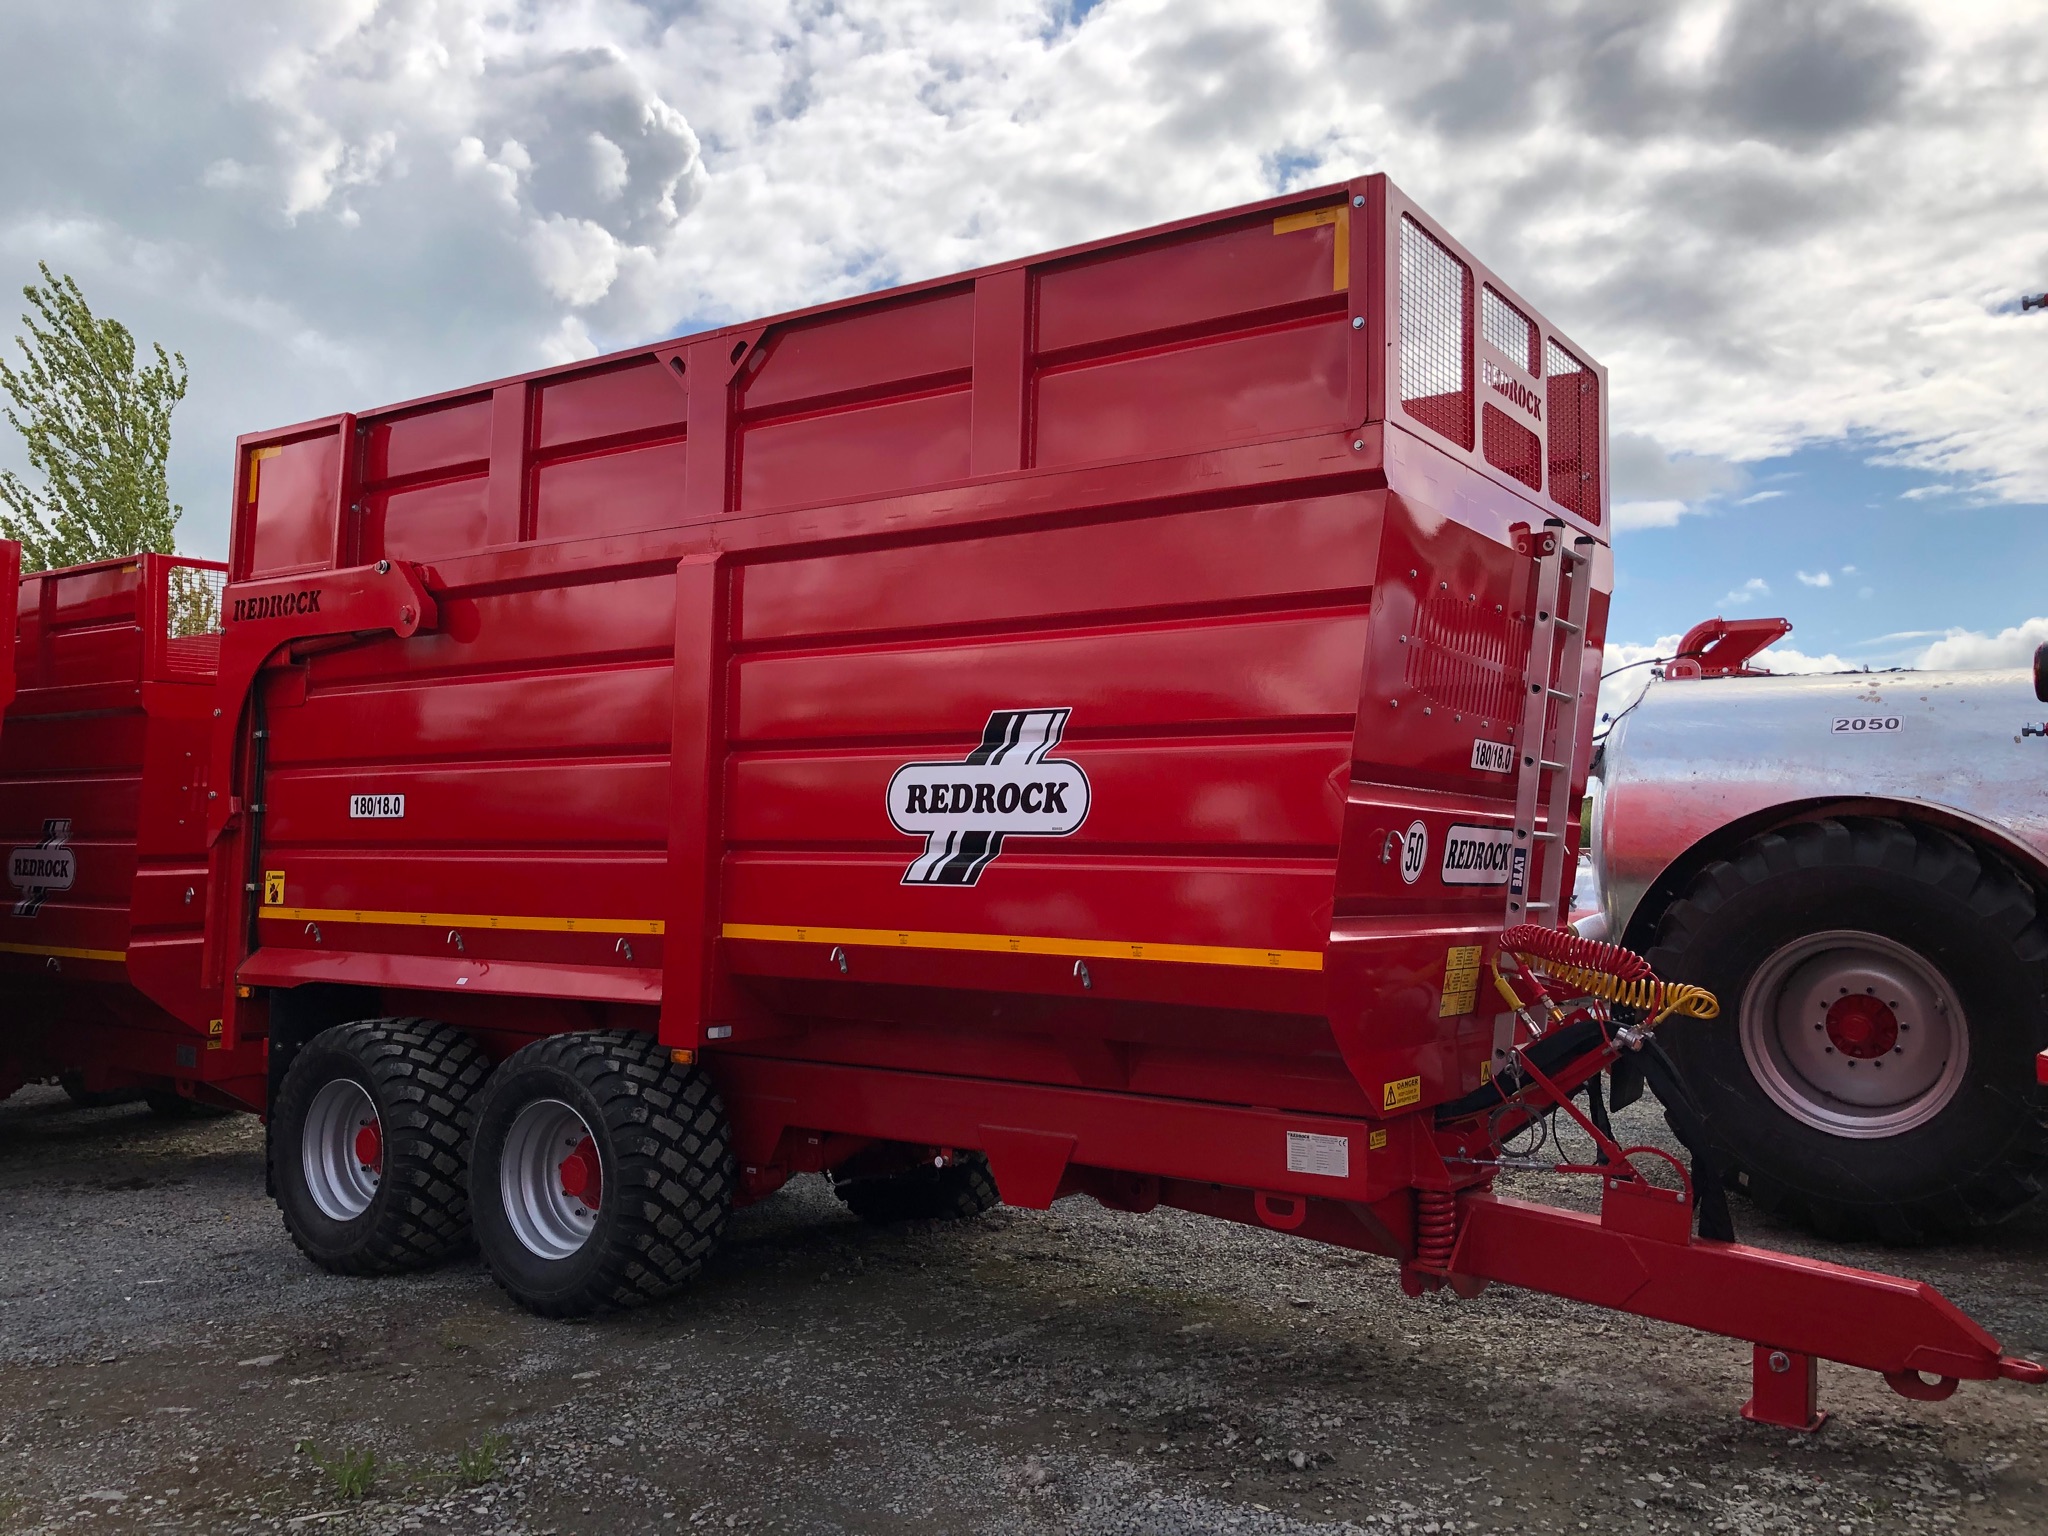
[1555,618,1582,634]
[1539,759,1568,772]
[1546,687,1577,701]
[1532,831,1559,842]
[1522,901,1554,912]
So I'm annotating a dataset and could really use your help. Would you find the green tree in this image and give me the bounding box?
[0,262,189,572]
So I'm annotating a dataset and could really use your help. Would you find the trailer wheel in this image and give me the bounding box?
[833,1151,1002,1224]
[1650,817,2048,1241]
[271,1018,487,1274]
[468,1032,733,1318]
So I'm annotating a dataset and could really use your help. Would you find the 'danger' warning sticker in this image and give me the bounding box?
[1383,1075,1422,1111]
[1440,944,1482,1017]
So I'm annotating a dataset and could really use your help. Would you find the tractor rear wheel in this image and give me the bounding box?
[833,1151,1002,1224]
[271,1018,487,1274]
[1649,817,2048,1241]
[468,1032,733,1317]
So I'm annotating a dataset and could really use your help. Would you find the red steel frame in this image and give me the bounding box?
[185,175,2046,1422]
[0,553,264,1109]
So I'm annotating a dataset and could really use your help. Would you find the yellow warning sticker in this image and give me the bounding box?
[1383,1075,1422,1111]
[1479,1059,1493,1084]
[1368,1129,1389,1151]
[1439,943,1483,1017]
[263,870,286,906]
[208,1018,223,1037]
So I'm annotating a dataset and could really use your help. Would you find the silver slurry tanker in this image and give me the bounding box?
[1593,628,2048,1241]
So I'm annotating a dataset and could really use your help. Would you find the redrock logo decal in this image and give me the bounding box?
[9,817,75,917]
[1482,358,1542,421]
[887,708,1090,886]
[230,588,322,623]
[1441,823,1515,887]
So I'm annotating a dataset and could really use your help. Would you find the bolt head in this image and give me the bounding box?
[1352,195,1365,207]
[1351,316,1364,329]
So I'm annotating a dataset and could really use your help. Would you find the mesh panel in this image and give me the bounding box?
[166,565,225,638]
[1399,216,1473,449]
[1483,405,1542,491]
[1481,286,1538,374]
[1544,338,1601,524]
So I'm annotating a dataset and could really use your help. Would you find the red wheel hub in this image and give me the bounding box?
[353,1117,384,1173]
[1825,993,1899,1060]
[558,1135,603,1210]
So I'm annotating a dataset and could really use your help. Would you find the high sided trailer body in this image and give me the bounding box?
[0,554,264,1111]
[208,176,2037,1424]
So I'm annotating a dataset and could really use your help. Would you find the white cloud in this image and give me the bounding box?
[1613,499,1696,530]
[1900,484,1959,500]
[1753,644,1858,672]
[1721,576,1771,605]
[4,0,2048,559]
[1842,564,1859,574]
[1598,633,1685,718]
[1796,569,1833,586]
[1737,489,1785,504]
[527,215,624,307]
[1912,617,2048,670]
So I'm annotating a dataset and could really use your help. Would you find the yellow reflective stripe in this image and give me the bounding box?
[261,906,664,936]
[722,922,1323,972]
[1273,205,1350,291]
[256,910,1323,971]
[0,940,126,964]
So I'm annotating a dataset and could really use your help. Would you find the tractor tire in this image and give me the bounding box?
[468,1031,733,1318]
[144,1088,236,1120]
[1649,816,2048,1242]
[271,1018,487,1275]
[833,1151,1002,1224]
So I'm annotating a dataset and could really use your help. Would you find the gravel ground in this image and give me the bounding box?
[1,1082,2044,1535]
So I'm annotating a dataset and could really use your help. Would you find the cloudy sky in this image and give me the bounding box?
[2,0,2044,668]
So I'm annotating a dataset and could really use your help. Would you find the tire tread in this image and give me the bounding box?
[1651,816,2048,1243]
[274,1017,487,1275]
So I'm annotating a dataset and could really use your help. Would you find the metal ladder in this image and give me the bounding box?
[1505,519,1597,930]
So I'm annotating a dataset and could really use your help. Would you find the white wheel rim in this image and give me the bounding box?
[1739,929,1969,1140]
[500,1098,603,1260]
[302,1078,382,1220]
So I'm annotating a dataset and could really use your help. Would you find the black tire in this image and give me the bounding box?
[468,1031,733,1318]
[1649,817,2048,1241]
[144,1088,236,1120]
[271,1018,487,1275]
[833,1151,1001,1224]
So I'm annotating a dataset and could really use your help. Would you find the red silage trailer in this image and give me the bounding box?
[0,553,264,1113]
[206,175,2036,1425]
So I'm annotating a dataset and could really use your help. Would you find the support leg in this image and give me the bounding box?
[1741,1346,1826,1432]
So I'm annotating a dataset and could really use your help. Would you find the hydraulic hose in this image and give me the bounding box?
[1501,924,1719,1025]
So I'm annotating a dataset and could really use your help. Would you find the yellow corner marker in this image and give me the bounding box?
[1273,205,1351,291]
